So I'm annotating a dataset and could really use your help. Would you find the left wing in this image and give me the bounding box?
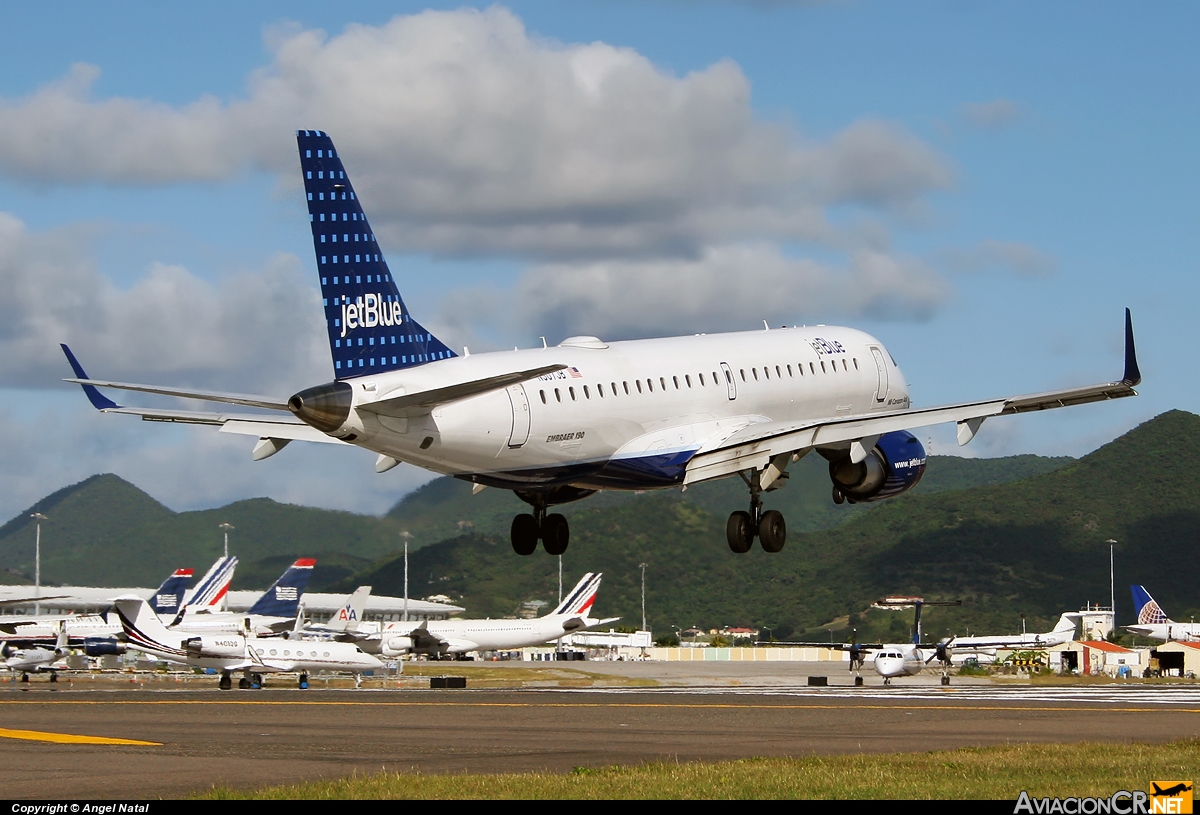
[60,344,347,450]
[685,308,1140,486]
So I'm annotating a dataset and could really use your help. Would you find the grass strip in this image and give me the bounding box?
[200,739,1200,799]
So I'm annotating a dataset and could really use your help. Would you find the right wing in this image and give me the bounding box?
[685,309,1140,486]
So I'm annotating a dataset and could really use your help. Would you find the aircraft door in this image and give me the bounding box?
[870,347,889,405]
[506,384,531,448]
[720,362,737,400]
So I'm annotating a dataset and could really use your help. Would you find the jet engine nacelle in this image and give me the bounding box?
[83,637,126,657]
[183,635,245,659]
[826,430,927,503]
[380,636,413,658]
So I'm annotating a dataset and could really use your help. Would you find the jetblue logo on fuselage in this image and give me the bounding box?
[340,293,404,338]
[810,337,845,356]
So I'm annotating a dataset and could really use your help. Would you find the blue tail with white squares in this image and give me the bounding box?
[297,130,456,380]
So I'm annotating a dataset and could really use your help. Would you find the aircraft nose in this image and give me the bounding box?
[288,381,353,432]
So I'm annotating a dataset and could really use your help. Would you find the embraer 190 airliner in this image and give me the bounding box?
[61,131,1142,558]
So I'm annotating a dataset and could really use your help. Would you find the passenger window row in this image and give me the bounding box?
[535,356,857,405]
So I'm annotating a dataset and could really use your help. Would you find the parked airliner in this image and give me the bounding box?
[1126,585,1200,641]
[61,131,1141,557]
[362,572,612,658]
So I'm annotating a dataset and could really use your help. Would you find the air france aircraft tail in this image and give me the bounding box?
[551,573,602,618]
[1132,585,1171,625]
[297,130,455,378]
[149,568,194,615]
[182,557,238,614]
[247,559,316,618]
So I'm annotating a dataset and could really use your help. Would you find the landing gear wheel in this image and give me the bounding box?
[542,513,569,555]
[941,676,951,686]
[252,673,263,689]
[726,511,754,554]
[832,486,845,505]
[238,676,251,689]
[20,673,29,684]
[510,513,539,556]
[758,509,786,553]
[298,673,309,689]
[218,673,232,691]
[49,672,58,684]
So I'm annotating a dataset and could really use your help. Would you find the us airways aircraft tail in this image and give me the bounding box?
[61,130,1142,560]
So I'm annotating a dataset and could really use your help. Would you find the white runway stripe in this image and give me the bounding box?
[546,683,1200,706]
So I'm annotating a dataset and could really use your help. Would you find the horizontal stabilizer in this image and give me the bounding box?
[62,377,288,412]
[360,364,567,418]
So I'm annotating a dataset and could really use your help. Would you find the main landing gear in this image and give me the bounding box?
[511,501,569,556]
[726,473,787,554]
[509,487,596,556]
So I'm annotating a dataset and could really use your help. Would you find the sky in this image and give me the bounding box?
[0,1,1195,523]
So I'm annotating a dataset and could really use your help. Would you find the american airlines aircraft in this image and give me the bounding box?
[61,131,1142,558]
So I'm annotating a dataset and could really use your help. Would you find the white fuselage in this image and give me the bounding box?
[334,327,908,490]
[1125,622,1200,642]
[129,630,382,675]
[873,645,927,679]
[372,614,592,655]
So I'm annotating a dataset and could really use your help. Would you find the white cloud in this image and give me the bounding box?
[939,239,1056,278]
[0,7,952,261]
[962,99,1021,131]
[0,212,328,393]
[502,243,952,341]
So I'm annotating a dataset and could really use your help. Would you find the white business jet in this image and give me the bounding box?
[2,624,70,683]
[60,131,1141,558]
[113,595,382,690]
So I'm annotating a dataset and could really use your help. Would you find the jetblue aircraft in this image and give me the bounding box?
[61,131,1142,558]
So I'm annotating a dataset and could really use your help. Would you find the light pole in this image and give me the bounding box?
[31,513,47,615]
[1106,538,1117,628]
[639,562,647,632]
[219,523,234,559]
[400,531,411,622]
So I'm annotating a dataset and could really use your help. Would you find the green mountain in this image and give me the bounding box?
[0,447,1069,598]
[331,411,1197,643]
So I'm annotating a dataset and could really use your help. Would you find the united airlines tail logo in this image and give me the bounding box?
[1139,600,1168,625]
[275,587,299,601]
[340,293,403,337]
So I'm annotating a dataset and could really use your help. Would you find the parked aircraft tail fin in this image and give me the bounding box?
[327,586,371,633]
[182,557,238,615]
[248,559,316,618]
[296,130,456,380]
[1051,613,1078,635]
[552,572,602,617]
[1131,585,1170,625]
[150,568,194,615]
[112,595,185,660]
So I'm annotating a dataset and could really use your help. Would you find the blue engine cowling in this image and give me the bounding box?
[83,637,126,657]
[827,430,926,503]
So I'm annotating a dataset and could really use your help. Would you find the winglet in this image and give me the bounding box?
[60,344,120,410]
[1122,308,1141,387]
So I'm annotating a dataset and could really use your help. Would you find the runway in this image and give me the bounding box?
[2,681,1199,799]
